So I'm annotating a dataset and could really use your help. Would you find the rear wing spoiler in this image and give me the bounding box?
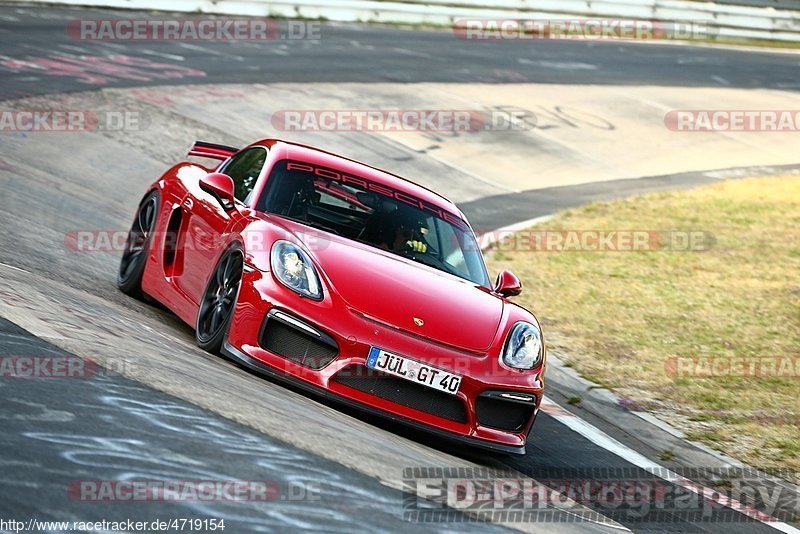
[188,141,239,161]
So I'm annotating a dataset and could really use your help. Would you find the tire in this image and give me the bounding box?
[117,191,159,298]
[195,246,243,353]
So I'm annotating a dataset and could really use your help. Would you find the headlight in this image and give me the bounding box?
[501,322,543,370]
[270,241,322,300]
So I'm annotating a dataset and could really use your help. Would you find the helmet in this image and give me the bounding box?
[376,206,427,246]
[391,207,428,239]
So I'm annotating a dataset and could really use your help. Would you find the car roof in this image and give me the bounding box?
[254,139,464,220]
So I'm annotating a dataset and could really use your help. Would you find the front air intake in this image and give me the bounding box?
[259,312,338,369]
[332,365,468,423]
[475,391,537,431]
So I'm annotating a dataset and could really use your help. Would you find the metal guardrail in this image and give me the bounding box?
[711,0,800,10]
[4,0,800,42]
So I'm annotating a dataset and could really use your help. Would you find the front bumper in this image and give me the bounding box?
[225,270,544,455]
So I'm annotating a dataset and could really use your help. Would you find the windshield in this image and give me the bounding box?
[257,160,490,287]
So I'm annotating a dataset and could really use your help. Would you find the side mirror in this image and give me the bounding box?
[199,173,236,209]
[495,270,522,297]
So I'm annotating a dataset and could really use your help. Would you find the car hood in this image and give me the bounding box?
[269,217,503,353]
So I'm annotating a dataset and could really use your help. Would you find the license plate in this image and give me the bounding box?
[366,347,462,395]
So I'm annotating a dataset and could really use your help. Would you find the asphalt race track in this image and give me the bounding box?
[1,5,799,533]
[2,5,800,101]
[0,318,510,533]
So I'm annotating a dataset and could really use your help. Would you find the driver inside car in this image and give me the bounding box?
[378,208,429,253]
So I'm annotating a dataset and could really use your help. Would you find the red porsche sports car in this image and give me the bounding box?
[118,139,545,454]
